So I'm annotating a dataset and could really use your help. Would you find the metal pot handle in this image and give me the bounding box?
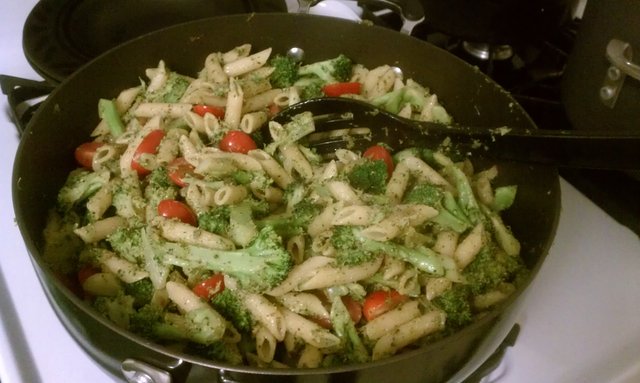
[122,359,174,383]
[358,0,425,34]
[600,39,640,108]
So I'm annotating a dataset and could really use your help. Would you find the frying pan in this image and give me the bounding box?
[12,13,560,383]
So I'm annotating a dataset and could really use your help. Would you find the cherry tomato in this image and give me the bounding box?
[157,199,197,226]
[192,104,226,118]
[74,141,104,169]
[167,157,197,187]
[342,295,363,323]
[322,82,362,97]
[268,103,281,117]
[362,290,408,321]
[219,130,257,154]
[363,145,394,178]
[77,265,100,286]
[192,274,225,299]
[310,315,333,330]
[132,129,165,176]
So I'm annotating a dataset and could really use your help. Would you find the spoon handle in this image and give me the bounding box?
[435,126,640,170]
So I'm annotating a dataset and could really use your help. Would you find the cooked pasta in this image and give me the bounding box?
[43,43,528,369]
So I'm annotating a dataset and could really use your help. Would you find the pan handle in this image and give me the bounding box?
[0,74,54,135]
[600,39,640,108]
[358,0,424,34]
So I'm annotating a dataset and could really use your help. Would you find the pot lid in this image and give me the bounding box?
[22,0,286,83]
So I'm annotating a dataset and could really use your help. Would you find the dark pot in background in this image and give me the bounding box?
[561,0,640,133]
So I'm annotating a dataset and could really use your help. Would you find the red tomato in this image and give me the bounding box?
[362,290,408,321]
[363,145,394,178]
[157,199,197,226]
[322,82,362,97]
[77,265,100,286]
[342,295,363,323]
[167,157,197,187]
[192,274,225,299]
[268,103,281,117]
[132,129,165,176]
[192,104,226,118]
[74,141,104,168]
[219,130,257,154]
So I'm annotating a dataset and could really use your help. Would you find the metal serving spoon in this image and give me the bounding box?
[272,97,640,170]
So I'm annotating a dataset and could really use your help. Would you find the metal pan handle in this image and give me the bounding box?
[600,39,640,108]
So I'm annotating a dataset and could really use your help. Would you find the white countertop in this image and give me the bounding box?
[1,1,638,383]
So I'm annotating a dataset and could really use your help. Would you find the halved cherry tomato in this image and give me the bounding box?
[362,290,408,321]
[74,141,104,168]
[157,199,197,226]
[167,157,197,187]
[192,274,225,299]
[192,104,225,118]
[363,145,394,178]
[219,130,257,154]
[132,129,165,176]
[322,82,362,97]
[342,295,363,324]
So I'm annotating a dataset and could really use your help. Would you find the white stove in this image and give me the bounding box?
[1,1,639,382]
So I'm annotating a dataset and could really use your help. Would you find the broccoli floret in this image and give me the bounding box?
[210,289,253,333]
[432,284,473,330]
[198,205,231,236]
[147,72,191,103]
[145,166,178,207]
[331,225,378,266]
[256,198,322,238]
[93,294,136,329]
[57,169,110,212]
[333,226,445,276]
[403,183,471,233]
[296,78,324,100]
[42,209,84,275]
[463,246,527,295]
[162,226,293,292]
[298,54,353,83]
[129,304,193,342]
[124,277,155,308]
[107,223,144,263]
[268,54,300,88]
[347,159,388,195]
[132,300,226,345]
[107,224,171,289]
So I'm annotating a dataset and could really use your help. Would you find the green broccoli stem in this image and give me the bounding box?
[161,226,292,292]
[98,98,125,137]
[353,230,445,276]
[327,288,369,363]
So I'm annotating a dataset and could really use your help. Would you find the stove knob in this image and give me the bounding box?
[121,358,173,383]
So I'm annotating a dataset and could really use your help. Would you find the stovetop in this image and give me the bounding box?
[1,1,639,383]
